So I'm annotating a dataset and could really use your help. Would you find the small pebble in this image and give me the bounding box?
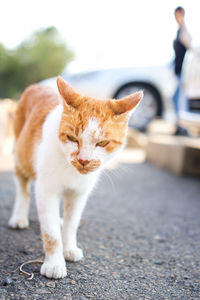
[2,276,14,286]
[153,235,166,243]
[46,281,56,288]
[154,260,165,265]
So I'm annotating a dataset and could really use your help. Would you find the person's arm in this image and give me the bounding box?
[179,25,192,49]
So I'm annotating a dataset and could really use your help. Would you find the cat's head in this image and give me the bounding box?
[57,76,143,175]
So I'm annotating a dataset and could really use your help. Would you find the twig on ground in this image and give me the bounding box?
[19,260,43,280]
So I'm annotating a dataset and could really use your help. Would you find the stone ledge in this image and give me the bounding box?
[146,135,200,176]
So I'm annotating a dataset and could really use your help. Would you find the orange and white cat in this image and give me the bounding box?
[9,77,143,279]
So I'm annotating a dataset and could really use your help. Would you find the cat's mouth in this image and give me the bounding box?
[71,159,101,174]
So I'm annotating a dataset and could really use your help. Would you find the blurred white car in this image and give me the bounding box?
[41,64,177,130]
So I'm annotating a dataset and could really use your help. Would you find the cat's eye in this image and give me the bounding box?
[96,140,109,147]
[67,135,79,144]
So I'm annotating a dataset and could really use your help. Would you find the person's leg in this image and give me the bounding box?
[178,83,188,112]
[173,79,180,116]
[173,76,189,136]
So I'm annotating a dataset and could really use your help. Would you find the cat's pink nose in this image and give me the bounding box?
[78,159,89,166]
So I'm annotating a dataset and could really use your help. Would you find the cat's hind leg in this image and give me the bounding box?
[9,168,30,229]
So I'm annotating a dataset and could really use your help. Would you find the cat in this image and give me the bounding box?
[8,76,143,278]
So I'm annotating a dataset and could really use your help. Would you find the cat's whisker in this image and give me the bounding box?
[118,164,137,174]
[104,167,122,181]
[101,169,116,193]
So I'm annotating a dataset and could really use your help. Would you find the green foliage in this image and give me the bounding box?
[0,27,74,99]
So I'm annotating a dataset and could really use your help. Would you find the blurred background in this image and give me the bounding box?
[0,1,200,298]
[0,0,199,95]
[0,0,200,174]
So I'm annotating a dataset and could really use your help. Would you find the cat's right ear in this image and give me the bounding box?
[57,76,80,108]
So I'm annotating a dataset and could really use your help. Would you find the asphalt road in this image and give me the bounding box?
[0,162,200,299]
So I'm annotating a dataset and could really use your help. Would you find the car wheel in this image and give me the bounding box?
[114,83,162,130]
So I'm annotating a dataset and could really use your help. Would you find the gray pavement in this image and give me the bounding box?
[0,162,200,299]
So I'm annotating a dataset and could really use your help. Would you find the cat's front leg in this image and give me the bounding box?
[62,192,88,262]
[35,181,67,279]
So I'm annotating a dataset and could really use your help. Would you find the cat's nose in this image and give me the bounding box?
[78,159,89,167]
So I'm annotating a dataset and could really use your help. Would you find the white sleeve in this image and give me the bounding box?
[179,26,192,49]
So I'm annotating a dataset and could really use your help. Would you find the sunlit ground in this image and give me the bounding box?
[0,155,14,172]
[105,149,146,170]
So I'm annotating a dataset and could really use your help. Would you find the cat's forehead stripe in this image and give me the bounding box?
[81,118,102,141]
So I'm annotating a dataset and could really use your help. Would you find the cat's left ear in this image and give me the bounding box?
[109,91,143,115]
[57,76,80,108]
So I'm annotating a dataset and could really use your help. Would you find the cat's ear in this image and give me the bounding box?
[109,91,143,115]
[57,76,80,108]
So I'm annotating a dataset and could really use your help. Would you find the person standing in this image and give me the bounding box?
[173,6,192,135]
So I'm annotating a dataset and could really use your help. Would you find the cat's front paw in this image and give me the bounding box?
[40,258,67,279]
[64,247,84,262]
[8,215,29,229]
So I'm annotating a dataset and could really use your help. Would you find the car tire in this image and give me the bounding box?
[113,82,162,131]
